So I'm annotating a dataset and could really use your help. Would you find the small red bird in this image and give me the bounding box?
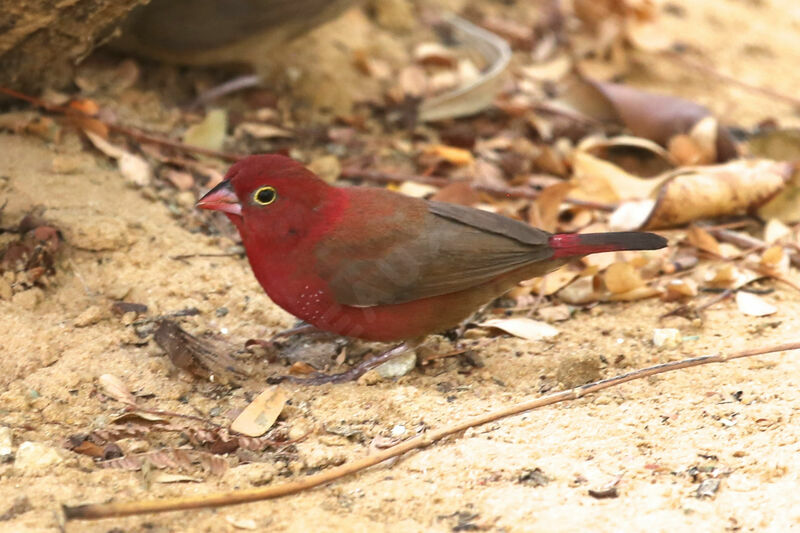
[198,154,667,383]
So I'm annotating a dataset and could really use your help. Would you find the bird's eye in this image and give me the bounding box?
[253,186,277,205]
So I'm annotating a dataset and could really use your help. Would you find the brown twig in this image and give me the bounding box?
[710,228,800,269]
[341,168,616,211]
[170,252,243,261]
[64,340,800,520]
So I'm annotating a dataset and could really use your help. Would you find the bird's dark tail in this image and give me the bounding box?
[549,232,667,258]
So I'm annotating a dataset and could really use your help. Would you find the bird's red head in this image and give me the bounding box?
[196,154,344,249]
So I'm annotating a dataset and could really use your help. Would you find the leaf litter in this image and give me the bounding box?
[2,0,800,527]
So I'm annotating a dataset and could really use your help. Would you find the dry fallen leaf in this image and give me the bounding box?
[98,374,136,405]
[151,472,203,484]
[529,181,574,232]
[84,131,152,187]
[603,262,645,294]
[422,144,475,166]
[579,135,676,177]
[764,219,792,244]
[230,387,287,437]
[686,225,721,256]
[571,151,663,203]
[663,279,698,301]
[479,317,559,341]
[558,74,738,161]
[736,291,777,317]
[183,108,227,151]
[153,320,245,383]
[642,160,792,229]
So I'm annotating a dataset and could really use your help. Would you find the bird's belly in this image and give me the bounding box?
[262,258,567,342]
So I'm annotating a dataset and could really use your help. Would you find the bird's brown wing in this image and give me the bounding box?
[314,197,554,306]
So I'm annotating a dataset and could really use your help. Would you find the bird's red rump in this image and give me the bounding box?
[548,234,620,258]
[548,232,667,258]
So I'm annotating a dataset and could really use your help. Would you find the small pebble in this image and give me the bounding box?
[51,154,87,174]
[0,426,13,462]
[11,288,43,310]
[74,305,105,327]
[375,351,417,379]
[390,424,406,438]
[14,441,64,471]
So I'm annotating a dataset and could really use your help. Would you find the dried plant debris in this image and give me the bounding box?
[230,387,288,438]
[99,448,228,478]
[0,210,62,299]
[154,319,248,383]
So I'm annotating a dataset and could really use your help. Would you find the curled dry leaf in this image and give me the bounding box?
[230,387,287,438]
[419,14,511,122]
[736,291,777,317]
[558,73,737,161]
[578,135,676,177]
[571,151,663,203]
[641,160,792,229]
[84,131,152,187]
[609,199,655,230]
[528,181,574,232]
[686,225,721,256]
[98,374,136,405]
[479,317,559,341]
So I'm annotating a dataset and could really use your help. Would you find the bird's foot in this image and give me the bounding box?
[269,341,420,385]
[246,323,331,353]
[270,322,325,341]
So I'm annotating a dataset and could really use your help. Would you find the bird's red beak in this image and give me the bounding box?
[196,180,242,216]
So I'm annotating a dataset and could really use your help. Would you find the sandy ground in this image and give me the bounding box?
[2,0,800,532]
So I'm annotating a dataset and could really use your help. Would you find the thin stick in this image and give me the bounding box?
[64,340,800,520]
[341,168,616,211]
[662,51,800,108]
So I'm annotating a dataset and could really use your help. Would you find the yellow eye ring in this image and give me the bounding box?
[253,186,277,205]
